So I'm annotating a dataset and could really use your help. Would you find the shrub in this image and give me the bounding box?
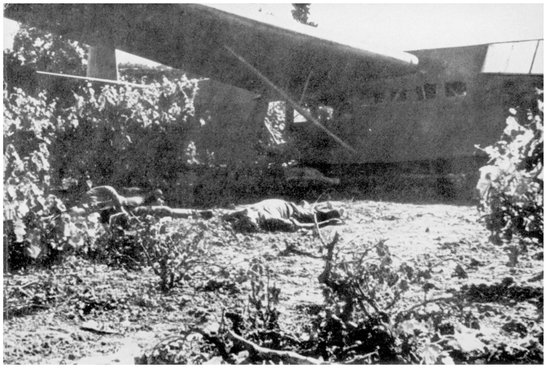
[313,236,422,363]
[102,215,212,291]
[4,25,88,100]
[476,89,543,245]
[229,258,283,348]
[3,89,99,269]
[51,77,200,206]
[143,217,211,291]
[11,24,87,76]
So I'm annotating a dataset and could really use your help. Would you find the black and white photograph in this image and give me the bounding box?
[3,2,544,364]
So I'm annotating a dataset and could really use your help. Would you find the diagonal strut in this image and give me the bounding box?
[224,45,357,154]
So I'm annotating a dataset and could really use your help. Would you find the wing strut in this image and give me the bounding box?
[299,70,313,105]
[224,46,356,154]
[36,71,155,89]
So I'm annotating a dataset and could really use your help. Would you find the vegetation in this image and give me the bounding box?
[291,4,318,27]
[11,24,88,76]
[3,21,543,366]
[3,88,99,269]
[477,90,543,246]
[3,76,203,271]
[135,232,543,364]
[107,215,212,291]
[4,24,88,103]
[51,78,199,201]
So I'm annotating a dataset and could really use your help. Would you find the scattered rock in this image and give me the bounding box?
[469,258,483,267]
[453,264,468,279]
[501,320,528,337]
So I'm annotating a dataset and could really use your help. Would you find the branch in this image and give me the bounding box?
[227,330,322,365]
[139,243,161,276]
[313,212,327,247]
[395,295,456,321]
[353,292,373,321]
[318,232,340,285]
[353,281,381,314]
[193,329,233,363]
[344,351,379,364]
[280,241,323,259]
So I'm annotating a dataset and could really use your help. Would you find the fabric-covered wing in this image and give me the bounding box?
[5,3,418,103]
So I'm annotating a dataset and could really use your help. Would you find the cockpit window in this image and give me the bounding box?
[424,83,437,99]
[391,89,407,102]
[416,83,437,100]
[416,86,426,101]
[373,91,385,104]
[445,81,467,97]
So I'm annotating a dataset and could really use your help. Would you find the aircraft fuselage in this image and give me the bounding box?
[287,40,542,175]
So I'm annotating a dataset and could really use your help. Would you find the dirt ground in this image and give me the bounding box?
[3,199,543,364]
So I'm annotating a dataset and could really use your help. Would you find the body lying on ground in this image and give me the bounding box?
[222,199,345,232]
[131,206,213,219]
[70,186,212,226]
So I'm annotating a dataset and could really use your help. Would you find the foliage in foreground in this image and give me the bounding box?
[139,234,543,364]
[52,77,199,203]
[3,89,102,269]
[3,76,201,269]
[92,215,213,291]
[477,90,543,246]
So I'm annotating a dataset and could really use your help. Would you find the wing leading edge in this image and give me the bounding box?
[5,3,418,102]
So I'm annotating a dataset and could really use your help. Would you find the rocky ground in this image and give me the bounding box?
[3,199,543,364]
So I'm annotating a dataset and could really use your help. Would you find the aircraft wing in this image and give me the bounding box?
[5,3,418,103]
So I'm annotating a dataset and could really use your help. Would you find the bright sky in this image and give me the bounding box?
[3,2,544,65]
[211,3,543,51]
[313,3,543,51]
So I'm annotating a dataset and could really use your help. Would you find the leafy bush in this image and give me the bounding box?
[139,217,212,291]
[97,215,212,291]
[51,78,200,206]
[4,25,88,100]
[3,89,100,269]
[226,258,284,348]
[312,236,425,363]
[11,24,87,76]
[5,24,280,208]
[138,227,543,364]
[6,24,202,206]
[178,238,443,364]
[244,258,281,334]
[477,90,543,245]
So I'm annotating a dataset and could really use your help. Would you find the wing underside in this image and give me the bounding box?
[5,4,418,102]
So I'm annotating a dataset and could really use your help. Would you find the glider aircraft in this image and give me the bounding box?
[4,3,544,180]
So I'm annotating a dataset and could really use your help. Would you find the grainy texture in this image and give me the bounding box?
[3,200,543,364]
